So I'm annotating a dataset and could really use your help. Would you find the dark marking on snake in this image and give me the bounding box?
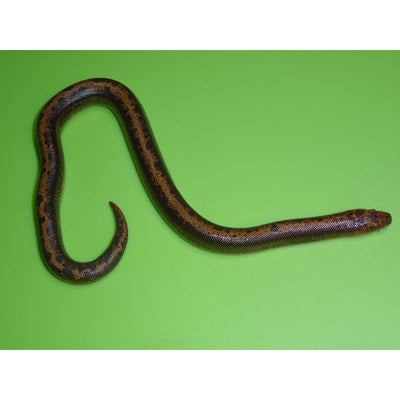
[36,78,392,283]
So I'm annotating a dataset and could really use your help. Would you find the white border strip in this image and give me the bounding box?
[0,350,399,400]
[1,1,399,49]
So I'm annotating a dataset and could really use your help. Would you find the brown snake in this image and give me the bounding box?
[36,78,392,283]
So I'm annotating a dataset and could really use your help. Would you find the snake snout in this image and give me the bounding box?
[365,209,392,232]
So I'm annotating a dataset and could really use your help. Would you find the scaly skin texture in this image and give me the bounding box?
[36,78,392,283]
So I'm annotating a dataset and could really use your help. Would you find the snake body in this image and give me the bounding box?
[36,78,392,283]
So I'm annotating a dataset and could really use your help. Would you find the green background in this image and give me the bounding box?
[0,51,398,349]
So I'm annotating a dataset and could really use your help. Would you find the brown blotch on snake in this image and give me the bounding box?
[36,78,392,283]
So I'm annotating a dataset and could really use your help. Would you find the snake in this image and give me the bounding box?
[36,78,392,283]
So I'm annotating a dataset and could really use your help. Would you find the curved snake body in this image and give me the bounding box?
[36,78,392,283]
